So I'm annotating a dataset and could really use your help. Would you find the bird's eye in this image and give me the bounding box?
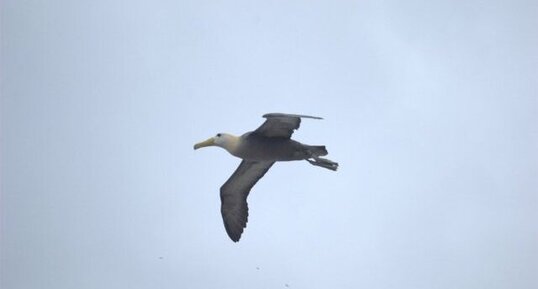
[216,133,222,137]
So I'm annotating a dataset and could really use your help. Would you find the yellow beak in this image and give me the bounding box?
[194,137,215,150]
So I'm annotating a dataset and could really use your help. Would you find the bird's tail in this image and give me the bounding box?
[304,145,338,171]
[306,145,328,157]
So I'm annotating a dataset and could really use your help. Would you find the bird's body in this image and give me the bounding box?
[194,113,338,242]
[231,132,322,161]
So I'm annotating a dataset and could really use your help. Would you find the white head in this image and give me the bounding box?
[194,133,239,154]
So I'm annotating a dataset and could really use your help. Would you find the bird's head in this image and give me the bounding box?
[194,133,239,153]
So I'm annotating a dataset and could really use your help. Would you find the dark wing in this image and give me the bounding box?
[220,160,274,242]
[253,113,323,138]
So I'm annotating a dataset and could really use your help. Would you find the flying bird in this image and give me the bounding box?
[194,113,338,242]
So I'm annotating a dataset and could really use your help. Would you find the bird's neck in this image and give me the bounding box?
[222,135,241,155]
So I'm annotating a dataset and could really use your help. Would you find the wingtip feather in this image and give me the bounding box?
[263,113,323,120]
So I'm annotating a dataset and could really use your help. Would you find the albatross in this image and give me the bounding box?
[194,113,338,242]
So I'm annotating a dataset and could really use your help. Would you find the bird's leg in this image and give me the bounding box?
[307,157,339,171]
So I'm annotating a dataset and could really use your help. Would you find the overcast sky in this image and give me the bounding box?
[1,1,537,288]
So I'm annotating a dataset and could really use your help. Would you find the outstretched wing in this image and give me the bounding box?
[253,113,323,138]
[220,160,274,242]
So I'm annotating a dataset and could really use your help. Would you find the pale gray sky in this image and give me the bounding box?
[1,1,537,289]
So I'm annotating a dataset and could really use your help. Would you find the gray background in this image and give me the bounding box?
[1,0,537,288]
